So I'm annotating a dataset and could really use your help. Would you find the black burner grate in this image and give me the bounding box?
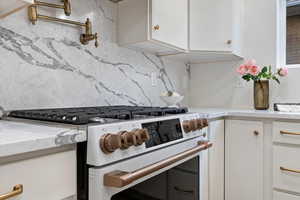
[8,106,188,125]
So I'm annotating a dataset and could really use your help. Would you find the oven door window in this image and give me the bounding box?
[111,156,199,200]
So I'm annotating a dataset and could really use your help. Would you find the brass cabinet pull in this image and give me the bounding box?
[153,25,160,30]
[280,167,300,174]
[254,131,259,136]
[104,142,212,188]
[280,131,300,136]
[0,184,23,200]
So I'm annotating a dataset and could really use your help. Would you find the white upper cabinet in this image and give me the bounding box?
[163,0,244,63]
[190,0,233,52]
[117,0,188,55]
[117,0,243,63]
[151,0,188,50]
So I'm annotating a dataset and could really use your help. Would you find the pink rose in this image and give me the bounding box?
[249,65,260,76]
[278,67,288,77]
[236,64,248,75]
[244,59,256,67]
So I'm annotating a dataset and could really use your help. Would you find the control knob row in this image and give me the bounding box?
[100,128,150,154]
[182,118,208,133]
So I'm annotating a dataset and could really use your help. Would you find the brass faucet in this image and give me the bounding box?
[80,18,99,47]
[28,5,99,47]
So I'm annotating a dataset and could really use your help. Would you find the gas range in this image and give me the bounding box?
[6,106,210,200]
[6,106,208,166]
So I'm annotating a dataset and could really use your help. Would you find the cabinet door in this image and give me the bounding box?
[225,120,263,200]
[151,0,188,50]
[208,120,224,200]
[189,0,233,51]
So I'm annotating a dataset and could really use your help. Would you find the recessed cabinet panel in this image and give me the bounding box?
[0,149,76,200]
[225,120,263,200]
[190,0,232,51]
[151,0,188,50]
[273,121,300,145]
[273,145,300,194]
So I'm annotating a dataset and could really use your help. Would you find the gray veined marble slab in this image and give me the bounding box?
[0,120,86,158]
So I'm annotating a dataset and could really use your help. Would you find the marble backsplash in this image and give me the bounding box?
[0,0,188,111]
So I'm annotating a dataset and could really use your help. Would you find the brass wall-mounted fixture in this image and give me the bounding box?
[34,0,71,16]
[28,5,99,47]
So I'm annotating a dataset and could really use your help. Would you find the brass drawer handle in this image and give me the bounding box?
[280,167,300,174]
[280,131,300,136]
[104,142,212,188]
[0,184,23,200]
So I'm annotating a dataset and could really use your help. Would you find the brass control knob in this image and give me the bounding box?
[196,118,204,130]
[190,119,198,131]
[202,119,208,127]
[134,128,150,145]
[183,120,191,133]
[119,131,137,149]
[100,133,122,154]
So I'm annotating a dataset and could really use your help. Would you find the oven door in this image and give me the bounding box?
[89,137,211,200]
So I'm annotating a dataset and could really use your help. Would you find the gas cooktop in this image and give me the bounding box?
[7,106,188,125]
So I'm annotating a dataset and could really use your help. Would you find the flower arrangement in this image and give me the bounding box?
[236,60,288,84]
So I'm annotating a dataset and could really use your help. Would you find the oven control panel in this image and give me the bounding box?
[87,113,209,166]
[142,119,183,148]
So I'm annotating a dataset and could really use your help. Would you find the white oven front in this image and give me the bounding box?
[89,137,211,200]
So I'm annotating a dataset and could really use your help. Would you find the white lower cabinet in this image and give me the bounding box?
[225,120,264,200]
[0,148,76,200]
[208,120,224,200]
[274,191,300,200]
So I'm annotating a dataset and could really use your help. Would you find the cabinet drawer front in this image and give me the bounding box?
[274,191,300,200]
[0,150,76,200]
[273,122,300,145]
[273,145,300,194]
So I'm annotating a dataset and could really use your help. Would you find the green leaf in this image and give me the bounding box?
[272,76,280,84]
[261,66,268,73]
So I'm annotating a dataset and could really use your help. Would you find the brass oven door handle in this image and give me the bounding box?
[280,131,300,136]
[280,167,300,174]
[0,184,23,200]
[103,142,213,188]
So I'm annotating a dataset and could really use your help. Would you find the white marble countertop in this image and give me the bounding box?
[191,108,300,120]
[0,120,86,158]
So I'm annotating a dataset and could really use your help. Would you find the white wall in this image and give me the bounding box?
[190,0,300,109]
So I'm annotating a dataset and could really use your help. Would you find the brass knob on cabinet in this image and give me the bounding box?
[119,131,137,149]
[134,128,150,145]
[227,40,232,45]
[254,131,259,136]
[100,133,122,154]
[153,25,160,30]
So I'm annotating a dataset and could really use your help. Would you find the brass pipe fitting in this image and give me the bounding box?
[34,0,71,16]
[28,5,99,47]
